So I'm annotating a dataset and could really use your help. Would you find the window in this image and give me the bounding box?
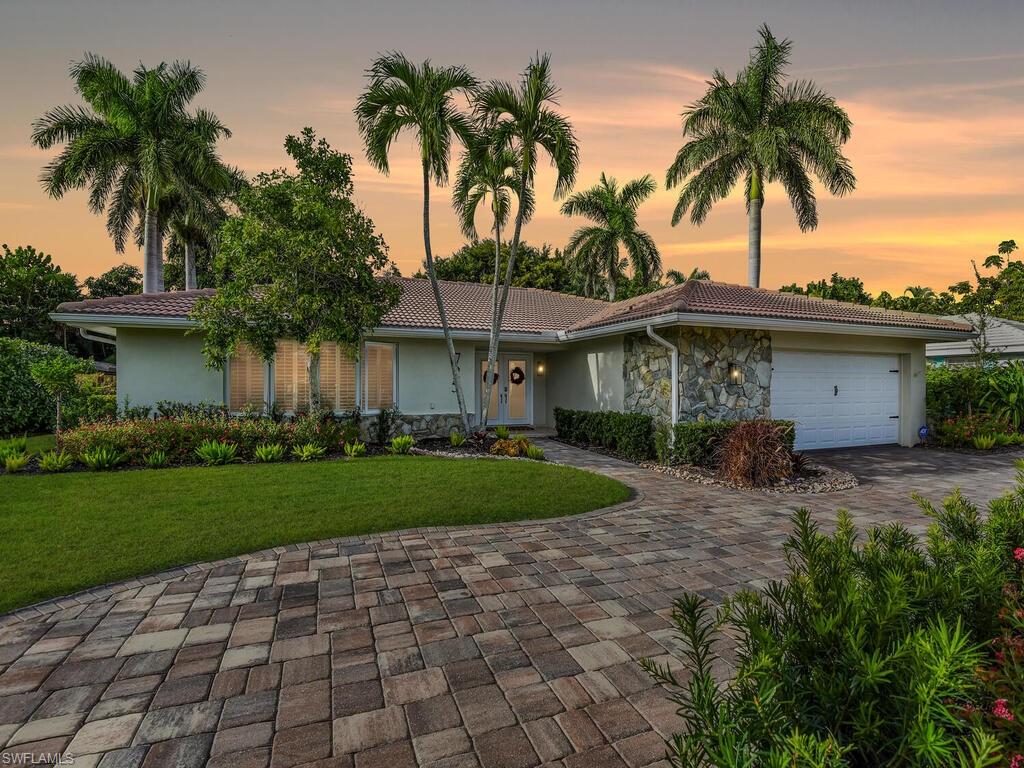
[229,343,266,411]
[319,342,357,412]
[363,342,395,411]
[274,340,309,413]
[273,340,357,413]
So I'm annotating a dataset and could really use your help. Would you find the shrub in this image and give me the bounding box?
[374,406,400,445]
[984,362,1024,431]
[494,425,511,439]
[654,421,672,466]
[120,401,153,420]
[194,440,240,465]
[552,408,656,461]
[526,444,546,461]
[294,443,328,461]
[0,437,28,460]
[144,450,169,469]
[3,453,29,473]
[254,443,286,462]
[293,413,355,451]
[155,400,227,420]
[62,374,117,427]
[389,435,414,455]
[38,450,74,472]
[973,434,998,450]
[673,419,795,469]
[927,364,990,423]
[490,437,530,457]
[341,441,364,458]
[81,446,124,471]
[449,430,467,447]
[935,414,1011,448]
[644,468,1024,767]
[716,419,794,486]
[0,338,82,434]
[29,355,93,433]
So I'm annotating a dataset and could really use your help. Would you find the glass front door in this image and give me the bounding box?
[479,355,531,426]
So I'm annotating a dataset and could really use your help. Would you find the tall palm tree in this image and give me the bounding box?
[561,173,661,301]
[666,267,711,284]
[452,133,533,427]
[666,25,855,288]
[475,54,578,425]
[32,54,230,293]
[355,52,477,434]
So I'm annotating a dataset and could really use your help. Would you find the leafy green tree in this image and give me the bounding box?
[423,241,577,293]
[84,263,142,298]
[32,53,231,293]
[192,128,400,411]
[29,355,91,433]
[561,173,661,301]
[164,239,216,291]
[950,240,1019,364]
[780,273,872,305]
[666,25,855,288]
[355,52,477,433]
[0,244,82,344]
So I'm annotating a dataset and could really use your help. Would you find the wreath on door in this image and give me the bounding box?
[482,370,499,385]
[509,366,526,386]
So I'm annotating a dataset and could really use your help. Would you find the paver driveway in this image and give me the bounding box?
[1,443,1021,768]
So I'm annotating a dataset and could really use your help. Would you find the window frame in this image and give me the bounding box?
[360,340,398,415]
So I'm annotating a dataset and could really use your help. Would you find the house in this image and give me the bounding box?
[927,314,1024,366]
[51,278,973,450]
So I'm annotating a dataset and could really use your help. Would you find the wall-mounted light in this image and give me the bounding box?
[728,363,744,384]
[536,362,545,375]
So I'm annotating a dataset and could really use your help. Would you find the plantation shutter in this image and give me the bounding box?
[273,340,310,412]
[229,343,266,411]
[318,342,356,412]
[363,343,395,411]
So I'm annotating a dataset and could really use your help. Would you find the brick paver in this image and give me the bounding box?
[0,442,1020,767]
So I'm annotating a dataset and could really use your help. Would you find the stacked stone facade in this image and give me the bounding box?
[623,326,772,423]
[363,412,465,440]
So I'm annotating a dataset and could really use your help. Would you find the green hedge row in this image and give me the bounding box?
[0,338,79,435]
[554,406,796,468]
[926,365,989,423]
[552,407,655,461]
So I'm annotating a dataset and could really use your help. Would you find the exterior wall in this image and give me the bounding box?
[370,336,477,419]
[116,328,224,411]
[544,335,625,423]
[771,330,927,447]
[623,326,772,423]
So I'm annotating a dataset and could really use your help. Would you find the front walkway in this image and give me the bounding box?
[0,443,1020,768]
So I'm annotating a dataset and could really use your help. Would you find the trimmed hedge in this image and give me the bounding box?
[553,407,655,461]
[0,338,78,435]
[674,419,795,469]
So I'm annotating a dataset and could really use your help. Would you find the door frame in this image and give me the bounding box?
[475,351,534,426]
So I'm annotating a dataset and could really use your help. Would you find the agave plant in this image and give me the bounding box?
[449,430,467,448]
[145,450,169,469]
[254,443,287,463]
[194,440,240,466]
[389,435,414,455]
[38,450,75,473]
[4,453,30,473]
[294,443,328,461]
[343,441,366,459]
[81,446,125,471]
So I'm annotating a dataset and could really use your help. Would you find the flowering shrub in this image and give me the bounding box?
[934,413,1014,447]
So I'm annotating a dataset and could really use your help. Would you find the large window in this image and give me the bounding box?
[229,343,266,411]
[319,342,357,411]
[273,340,358,413]
[363,342,395,412]
[274,340,309,413]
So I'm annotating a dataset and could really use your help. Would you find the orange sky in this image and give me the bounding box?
[2,1,1022,296]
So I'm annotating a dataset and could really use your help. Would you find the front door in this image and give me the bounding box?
[479,355,532,426]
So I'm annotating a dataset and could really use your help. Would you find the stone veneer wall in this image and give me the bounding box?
[363,412,465,440]
[623,326,772,423]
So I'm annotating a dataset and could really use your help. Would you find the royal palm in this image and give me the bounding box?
[666,25,855,288]
[356,52,477,433]
[32,54,230,293]
[562,173,661,301]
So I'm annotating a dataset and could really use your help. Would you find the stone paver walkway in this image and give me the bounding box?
[1,443,1021,768]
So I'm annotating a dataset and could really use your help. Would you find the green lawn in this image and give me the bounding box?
[25,434,56,454]
[0,456,629,614]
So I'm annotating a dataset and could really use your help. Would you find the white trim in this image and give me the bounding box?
[474,351,534,426]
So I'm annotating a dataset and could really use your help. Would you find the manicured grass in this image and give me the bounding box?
[0,456,630,613]
[25,434,56,454]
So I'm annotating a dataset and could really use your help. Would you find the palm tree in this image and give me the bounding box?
[32,54,230,293]
[666,25,855,288]
[666,267,711,284]
[452,134,533,427]
[561,174,661,301]
[475,54,578,425]
[355,52,477,434]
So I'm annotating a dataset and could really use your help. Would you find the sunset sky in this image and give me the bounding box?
[2,0,1022,296]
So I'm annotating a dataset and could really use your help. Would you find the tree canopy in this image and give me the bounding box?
[0,244,82,345]
[84,263,142,299]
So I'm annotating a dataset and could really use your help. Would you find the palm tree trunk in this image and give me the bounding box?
[184,241,198,291]
[142,206,164,293]
[480,217,502,430]
[420,159,472,435]
[490,168,529,389]
[606,275,617,302]
[747,177,763,288]
[307,347,321,414]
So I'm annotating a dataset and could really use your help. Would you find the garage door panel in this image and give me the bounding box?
[772,351,900,450]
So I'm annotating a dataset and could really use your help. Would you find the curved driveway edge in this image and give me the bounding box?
[0,441,1020,768]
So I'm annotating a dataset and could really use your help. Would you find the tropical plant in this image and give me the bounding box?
[81,445,125,471]
[984,363,1024,430]
[973,434,999,451]
[453,130,533,426]
[254,443,286,463]
[292,443,328,461]
[194,439,240,465]
[4,453,29,474]
[665,25,855,287]
[715,419,794,486]
[144,450,169,469]
[38,450,75,473]
[489,437,530,457]
[0,437,29,458]
[526,443,546,461]
[1,339,81,435]
[561,173,661,301]
[0,244,82,344]
[475,54,579,427]
[32,54,232,293]
[193,128,399,411]
[29,355,92,433]
[355,52,477,434]
[342,441,365,459]
[447,430,466,448]
[666,267,711,285]
[389,435,414,455]
[494,425,511,440]
[374,405,400,446]
[84,263,142,298]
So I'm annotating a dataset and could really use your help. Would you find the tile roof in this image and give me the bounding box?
[54,277,973,336]
[927,314,1024,356]
[566,280,974,334]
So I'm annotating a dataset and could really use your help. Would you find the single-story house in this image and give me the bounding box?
[52,278,973,450]
[927,314,1024,366]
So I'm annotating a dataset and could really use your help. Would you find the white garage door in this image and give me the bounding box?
[772,351,900,450]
